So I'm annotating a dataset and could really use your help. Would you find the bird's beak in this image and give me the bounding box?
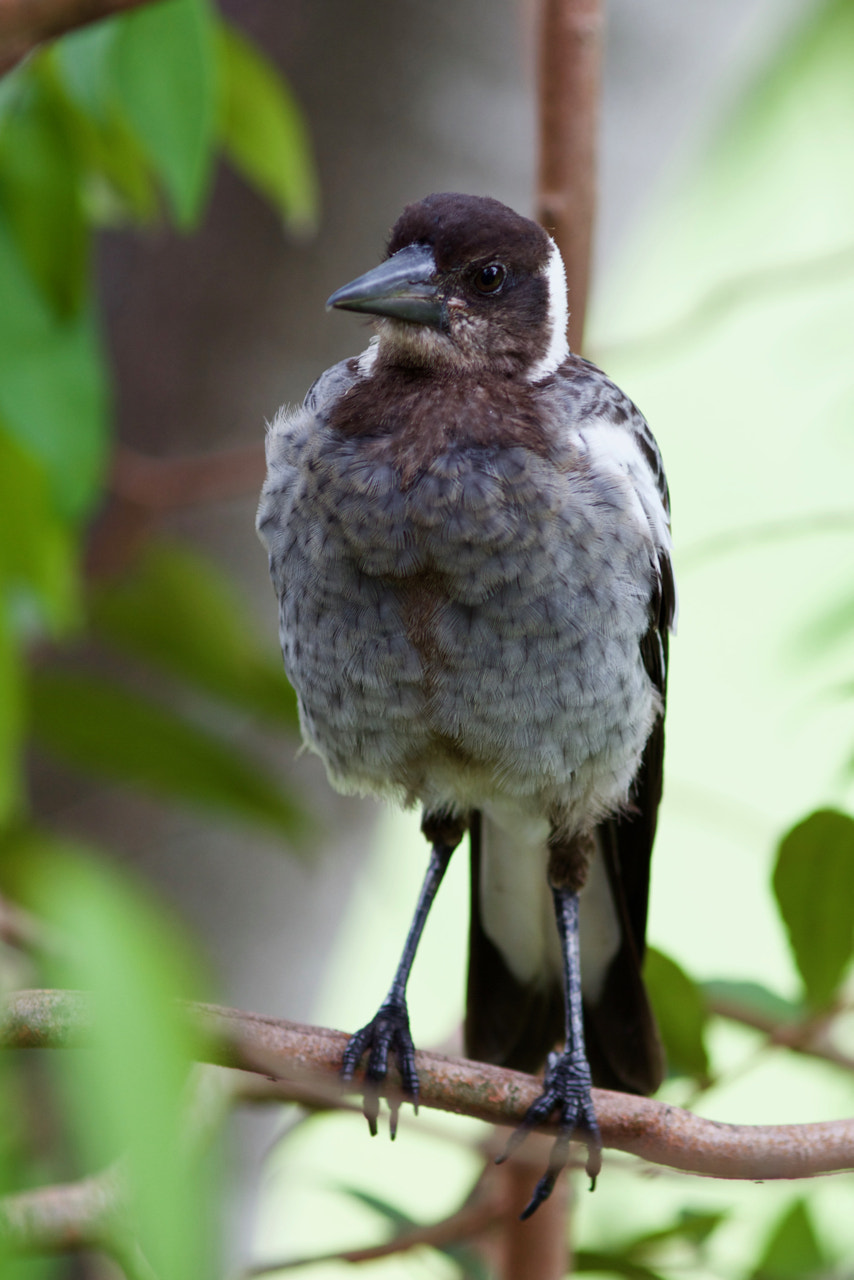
[326,243,445,329]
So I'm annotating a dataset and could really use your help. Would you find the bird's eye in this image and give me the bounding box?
[473,262,506,295]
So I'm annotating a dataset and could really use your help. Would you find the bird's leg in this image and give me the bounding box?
[340,811,465,1138]
[498,832,602,1218]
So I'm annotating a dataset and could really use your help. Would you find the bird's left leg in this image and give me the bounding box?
[341,810,466,1137]
[498,831,602,1218]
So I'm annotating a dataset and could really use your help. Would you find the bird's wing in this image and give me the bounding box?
[556,358,675,1095]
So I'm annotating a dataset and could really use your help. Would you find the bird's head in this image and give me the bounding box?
[327,193,569,382]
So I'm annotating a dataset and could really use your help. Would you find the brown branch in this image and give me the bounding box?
[708,993,854,1075]
[0,1170,118,1252]
[109,443,267,511]
[0,1166,156,1279]
[0,0,151,73]
[5,989,854,1182]
[244,1166,504,1274]
[536,0,604,353]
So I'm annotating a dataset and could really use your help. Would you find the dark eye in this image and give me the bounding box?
[473,262,506,295]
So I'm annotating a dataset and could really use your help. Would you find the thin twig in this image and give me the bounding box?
[244,1167,504,1274]
[4,989,854,1182]
[708,994,854,1075]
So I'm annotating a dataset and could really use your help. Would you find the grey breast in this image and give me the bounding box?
[257,361,660,819]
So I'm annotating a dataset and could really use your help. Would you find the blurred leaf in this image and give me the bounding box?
[110,0,217,226]
[793,588,854,659]
[644,948,711,1085]
[625,1208,727,1256]
[0,68,88,317]
[28,670,305,842]
[26,838,215,1280]
[0,211,108,521]
[575,1251,668,1280]
[577,1208,726,1279]
[0,605,23,825]
[751,1199,827,1280]
[216,21,318,234]
[702,979,804,1025]
[338,1184,490,1279]
[0,427,80,637]
[52,19,120,119]
[51,31,158,224]
[89,541,299,729]
[337,1184,416,1232]
[772,809,854,1009]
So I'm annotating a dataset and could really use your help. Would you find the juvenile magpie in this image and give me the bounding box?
[257,192,675,1217]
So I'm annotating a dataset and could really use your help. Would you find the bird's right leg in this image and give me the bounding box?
[341,810,466,1137]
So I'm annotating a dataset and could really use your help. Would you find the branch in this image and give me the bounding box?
[0,1166,156,1280]
[110,443,267,511]
[244,1168,503,1274]
[5,989,854,1182]
[0,0,150,73]
[536,0,603,353]
[708,993,854,1075]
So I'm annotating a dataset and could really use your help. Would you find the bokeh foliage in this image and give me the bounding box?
[0,0,314,1273]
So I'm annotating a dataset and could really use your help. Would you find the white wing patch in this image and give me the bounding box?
[578,419,672,554]
[527,238,570,383]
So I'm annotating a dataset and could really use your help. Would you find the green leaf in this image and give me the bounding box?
[0,426,81,637]
[53,19,120,120]
[772,809,854,1009]
[337,1184,417,1232]
[644,947,711,1085]
[574,1251,668,1280]
[0,605,23,825]
[51,30,159,224]
[0,209,109,520]
[701,979,804,1026]
[216,21,318,234]
[0,66,88,317]
[751,1199,827,1280]
[89,541,299,729]
[28,670,306,842]
[26,838,215,1280]
[109,0,217,227]
[625,1208,728,1256]
[793,588,854,659]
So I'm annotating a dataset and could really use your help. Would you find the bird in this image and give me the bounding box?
[257,192,675,1218]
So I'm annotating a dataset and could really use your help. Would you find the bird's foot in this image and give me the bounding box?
[340,999,419,1139]
[497,1048,602,1219]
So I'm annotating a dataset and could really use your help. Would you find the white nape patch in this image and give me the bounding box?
[527,237,570,383]
[357,335,380,376]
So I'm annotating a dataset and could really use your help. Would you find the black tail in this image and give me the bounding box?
[464,809,665,1095]
[464,813,564,1074]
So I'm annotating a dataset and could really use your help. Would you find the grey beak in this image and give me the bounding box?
[326,243,445,329]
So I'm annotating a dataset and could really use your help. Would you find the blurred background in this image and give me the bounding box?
[2,0,854,1275]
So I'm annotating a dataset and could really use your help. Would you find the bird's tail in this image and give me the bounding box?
[464,808,664,1095]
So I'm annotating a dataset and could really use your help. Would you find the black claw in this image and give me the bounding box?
[339,1000,419,1137]
[498,1048,602,1218]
